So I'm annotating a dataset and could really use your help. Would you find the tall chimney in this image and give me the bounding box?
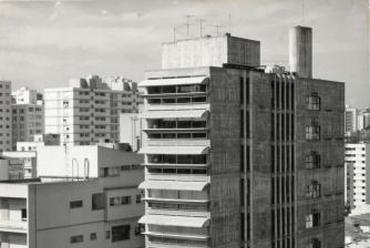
[289,26,312,78]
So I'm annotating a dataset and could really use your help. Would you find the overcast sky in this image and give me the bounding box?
[0,0,368,107]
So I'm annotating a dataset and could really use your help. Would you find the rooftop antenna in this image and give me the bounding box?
[173,25,176,42]
[185,14,194,37]
[198,18,205,37]
[228,13,231,33]
[302,0,305,24]
[209,24,225,36]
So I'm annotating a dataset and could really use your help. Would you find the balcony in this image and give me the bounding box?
[0,220,28,234]
[147,173,209,182]
[144,231,209,241]
[147,241,210,248]
[144,162,209,168]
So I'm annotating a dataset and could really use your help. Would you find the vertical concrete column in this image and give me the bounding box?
[289,26,312,78]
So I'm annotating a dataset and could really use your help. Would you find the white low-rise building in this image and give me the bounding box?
[0,145,144,248]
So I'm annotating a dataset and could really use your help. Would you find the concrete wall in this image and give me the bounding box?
[208,67,241,248]
[0,159,9,180]
[28,180,144,248]
[36,145,99,178]
[295,78,344,248]
[162,34,260,69]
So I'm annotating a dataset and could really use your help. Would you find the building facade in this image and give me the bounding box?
[44,75,142,145]
[0,81,12,152]
[1,151,36,179]
[138,26,344,248]
[0,145,144,248]
[345,106,358,134]
[11,87,43,106]
[11,104,44,149]
[345,143,370,212]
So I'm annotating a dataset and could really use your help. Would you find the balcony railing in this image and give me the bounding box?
[0,220,28,233]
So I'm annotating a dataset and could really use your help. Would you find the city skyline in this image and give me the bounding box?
[0,0,368,106]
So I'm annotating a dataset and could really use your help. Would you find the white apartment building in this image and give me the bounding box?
[11,87,43,106]
[0,145,144,248]
[0,81,12,152]
[345,106,358,133]
[44,75,142,145]
[345,143,370,211]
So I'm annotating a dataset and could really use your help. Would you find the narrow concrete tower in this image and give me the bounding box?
[289,25,312,78]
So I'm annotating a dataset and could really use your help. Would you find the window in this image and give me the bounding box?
[305,121,320,140]
[100,167,120,177]
[307,238,321,248]
[90,233,97,240]
[136,194,141,203]
[110,196,131,206]
[306,92,321,111]
[21,209,27,221]
[112,225,130,242]
[70,200,83,209]
[92,193,105,210]
[135,223,145,235]
[305,181,321,199]
[70,235,84,243]
[305,151,320,169]
[305,210,320,228]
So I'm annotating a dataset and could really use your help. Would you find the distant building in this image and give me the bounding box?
[12,87,43,105]
[44,75,142,145]
[0,80,12,152]
[345,143,370,213]
[0,145,144,248]
[345,106,358,133]
[1,151,36,179]
[138,26,344,248]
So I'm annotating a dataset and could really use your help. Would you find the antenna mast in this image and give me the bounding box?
[185,15,193,37]
[198,18,205,37]
[302,0,305,24]
[228,13,231,33]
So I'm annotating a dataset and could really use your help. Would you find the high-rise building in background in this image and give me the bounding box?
[138,26,344,248]
[44,75,142,146]
[11,87,44,150]
[0,80,12,152]
[11,87,43,105]
[345,142,370,214]
[345,106,359,134]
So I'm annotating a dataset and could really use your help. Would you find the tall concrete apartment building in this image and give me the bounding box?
[0,80,12,152]
[138,26,344,248]
[11,87,44,149]
[0,145,144,248]
[345,143,370,212]
[44,75,142,145]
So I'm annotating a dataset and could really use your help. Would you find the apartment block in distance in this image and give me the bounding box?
[0,145,144,248]
[11,87,44,149]
[44,75,142,145]
[345,142,370,213]
[345,106,359,134]
[138,26,344,248]
[0,80,12,152]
